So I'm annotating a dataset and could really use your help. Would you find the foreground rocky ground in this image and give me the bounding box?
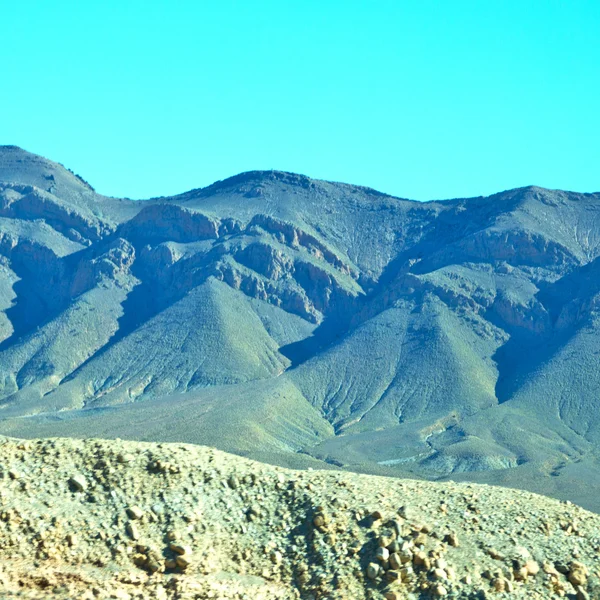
[0,436,599,599]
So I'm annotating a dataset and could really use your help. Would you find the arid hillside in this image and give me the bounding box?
[0,436,599,599]
[2,146,600,512]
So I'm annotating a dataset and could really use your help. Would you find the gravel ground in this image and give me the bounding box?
[0,436,599,599]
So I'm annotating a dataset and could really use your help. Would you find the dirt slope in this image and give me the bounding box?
[0,436,599,599]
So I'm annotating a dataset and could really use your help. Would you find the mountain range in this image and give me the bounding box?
[1,145,600,511]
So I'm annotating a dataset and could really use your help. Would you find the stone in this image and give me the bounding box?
[126,506,144,520]
[514,566,528,581]
[514,546,531,560]
[366,563,380,579]
[313,514,325,528]
[524,560,539,576]
[376,547,390,562]
[576,587,590,600]
[151,503,165,516]
[247,505,261,520]
[126,522,139,540]
[569,568,587,587]
[543,562,560,576]
[435,558,448,570]
[487,548,503,560]
[433,584,448,597]
[169,543,191,555]
[68,475,87,492]
[175,555,191,569]
[389,552,402,570]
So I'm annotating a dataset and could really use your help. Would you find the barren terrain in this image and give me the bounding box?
[1,436,599,599]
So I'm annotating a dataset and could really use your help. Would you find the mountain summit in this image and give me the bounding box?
[1,147,600,511]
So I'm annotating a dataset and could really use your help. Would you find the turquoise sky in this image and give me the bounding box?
[2,1,599,200]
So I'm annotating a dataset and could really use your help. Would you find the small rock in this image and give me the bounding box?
[313,514,325,528]
[376,547,390,562]
[487,548,504,560]
[151,503,165,516]
[514,566,528,581]
[146,559,161,573]
[68,474,87,492]
[126,506,144,520]
[175,555,191,569]
[576,587,590,600]
[433,583,448,597]
[126,522,139,540]
[389,552,402,570]
[524,560,539,576]
[569,568,587,587]
[169,543,191,555]
[514,546,531,560]
[385,569,400,582]
[366,563,380,579]
[543,562,560,577]
[247,505,261,520]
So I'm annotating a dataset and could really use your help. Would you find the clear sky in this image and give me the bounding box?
[2,1,599,200]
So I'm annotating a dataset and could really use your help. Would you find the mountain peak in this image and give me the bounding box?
[179,170,315,200]
[0,145,95,193]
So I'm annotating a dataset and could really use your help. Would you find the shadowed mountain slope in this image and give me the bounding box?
[1,146,600,511]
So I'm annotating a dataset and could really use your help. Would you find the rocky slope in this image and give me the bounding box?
[2,146,600,512]
[0,436,599,599]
